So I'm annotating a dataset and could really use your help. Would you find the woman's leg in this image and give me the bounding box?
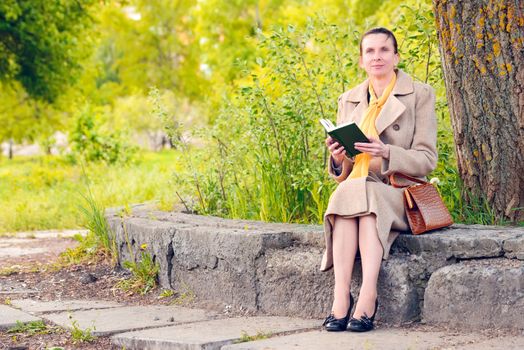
[331,215,359,318]
[353,214,383,319]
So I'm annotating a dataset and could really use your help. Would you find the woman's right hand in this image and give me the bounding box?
[325,136,347,167]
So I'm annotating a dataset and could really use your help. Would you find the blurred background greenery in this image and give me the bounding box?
[0,0,504,234]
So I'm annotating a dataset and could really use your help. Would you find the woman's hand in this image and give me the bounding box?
[325,136,348,167]
[354,137,390,159]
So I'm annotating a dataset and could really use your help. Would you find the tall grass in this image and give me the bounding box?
[73,167,118,262]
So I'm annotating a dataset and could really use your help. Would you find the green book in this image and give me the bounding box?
[319,118,370,158]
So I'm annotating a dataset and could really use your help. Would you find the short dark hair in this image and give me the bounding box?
[359,27,398,55]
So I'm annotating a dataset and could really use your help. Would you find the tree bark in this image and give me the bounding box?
[433,0,524,222]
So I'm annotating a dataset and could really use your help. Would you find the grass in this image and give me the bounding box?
[114,248,160,295]
[233,330,272,343]
[0,150,181,235]
[0,267,18,277]
[5,319,95,347]
[158,289,175,298]
[69,316,96,344]
[7,320,56,336]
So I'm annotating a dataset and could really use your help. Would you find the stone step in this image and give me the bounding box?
[42,305,217,336]
[424,258,524,329]
[0,305,41,329]
[106,206,524,330]
[111,316,319,350]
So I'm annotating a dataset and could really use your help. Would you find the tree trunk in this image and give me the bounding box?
[433,0,524,223]
[8,139,13,160]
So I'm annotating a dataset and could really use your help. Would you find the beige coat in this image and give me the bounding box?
[321,69,438,271]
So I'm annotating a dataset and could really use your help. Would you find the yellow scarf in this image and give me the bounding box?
[348,73,397,179]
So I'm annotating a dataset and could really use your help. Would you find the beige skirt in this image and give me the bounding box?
[320,174,408,271]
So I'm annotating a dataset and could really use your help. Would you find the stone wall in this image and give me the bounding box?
[106,204,524,330]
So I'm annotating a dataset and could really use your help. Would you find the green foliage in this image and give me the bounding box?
[7,320,52,336]
[69,316,96,344]
[77,175,118,261]
[0,84,67,149]
[0,267,18,276]
[350,0,386,24]
[148,88,183,147]
[57,187,118,267]
[69,105,137,164]
[167,17,359,223]
[116,248,160,295]
[158,289,175,298]
[0,0,98,102]
[57,232,103,267]
[234,331,272,343]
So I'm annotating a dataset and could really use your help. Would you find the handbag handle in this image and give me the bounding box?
[389,172,428,188]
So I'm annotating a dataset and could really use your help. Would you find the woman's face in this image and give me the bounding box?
[359,33,399,79]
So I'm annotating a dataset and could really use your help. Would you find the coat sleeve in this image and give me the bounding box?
[381,84,438,177]
[328,93,354,183]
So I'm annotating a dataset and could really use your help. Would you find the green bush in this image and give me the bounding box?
[69,105,136,165]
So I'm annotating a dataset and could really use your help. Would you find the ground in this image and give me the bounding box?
[0,261,173,350]
[0,230,249,350]
[1,230,522,350]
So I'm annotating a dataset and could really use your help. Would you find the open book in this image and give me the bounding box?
[320,118,370,158]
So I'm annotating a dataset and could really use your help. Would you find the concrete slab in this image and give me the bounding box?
[42,305,217,336]
[455,336,524,349]
[0,305,41,329]
[222,328,484,350]
[111,316,319,350]
[0,242,46,257]
[10,299,122,313]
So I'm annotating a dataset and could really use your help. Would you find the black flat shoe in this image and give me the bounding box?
[323,293,354,332]
[347,298,378,332]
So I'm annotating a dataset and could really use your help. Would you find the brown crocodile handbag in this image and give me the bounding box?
[389,172,453,235]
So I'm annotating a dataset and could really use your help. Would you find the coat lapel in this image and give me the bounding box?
[348,99,368,125]
[375,95,406,135]
[375,70,413,134]
[346,79,369,125]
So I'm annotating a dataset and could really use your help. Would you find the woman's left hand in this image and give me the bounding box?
[354,137,390,159]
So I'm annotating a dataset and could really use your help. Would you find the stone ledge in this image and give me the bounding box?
[424,259,524,329]
[106,205,524,329]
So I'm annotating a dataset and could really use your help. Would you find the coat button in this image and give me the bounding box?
[393,124,400,131]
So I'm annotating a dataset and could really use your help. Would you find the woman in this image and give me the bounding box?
[321,27,437,332]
